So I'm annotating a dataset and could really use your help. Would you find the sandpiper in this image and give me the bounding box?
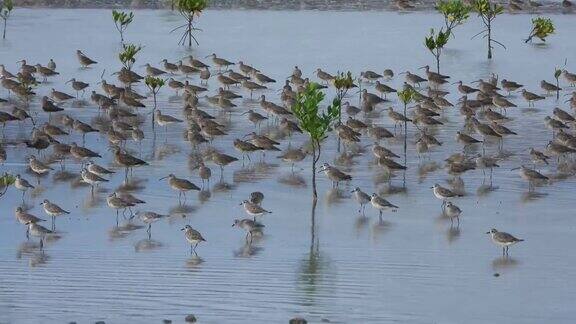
[513,165,548,191]
[370,193,399,219]
[28,155,53,176]
[107,192,135,221]
[16,207,45,237]
[351,187,370,214]
[444,202,462,225]
[318,163,352,186]
[26,222,54,250]
[137,211,168,234]
[86,161,115,177]
[240,200,272,220]
[81,168,109,194]
[232,218,264,243]
[14,174,35,200]
[431,183,460,209]
[40,199,70,230]
[160,174,200,202]
[181,225,206,254]
[486,228,524,255]
[249,191,265,205]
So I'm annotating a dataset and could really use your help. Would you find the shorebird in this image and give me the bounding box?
[486,228,524,255]
[456,131,482,147]
[500,79,523,94]
[40,199,70,230]
[51,89,74,102]
[14,174,35,200]
[81,168,109,193]
[249,191,264,205]
[315,68,334,84]
[137,211,168,234]
[529,148,550,166]
[360,70,383,82]
[35,64,59,82]
[145,63,166,76]
[26,222,54,250]
[240,200,272,220]
[431,183,461,209]
[370,193,399,219]
[454,81,479,95]
[351,187,370,214]
[154,110,183,133]
[76,50,97,68]
[195,161,211,187]
[318,163,352,186]
[540,80,561,94]
[206,53,234,70]
[233,218,264,243]
[210,152,238,175]
[86,161,114,177]
[277,148,306,171]
[562,70,576,86]
[15,207,45,237]
[181,225,206,254]
[107,192,135,222]
[522,89,546,106]
[70,142,101,161]
[513,165,548,191]
[113,147,148,179]
[242,80,267,98]
[160,59,178,73]
[28,155,53,175]
[444,202,461,225]
[160,174,200,202]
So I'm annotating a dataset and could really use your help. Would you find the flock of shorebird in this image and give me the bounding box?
[2,40,575,257]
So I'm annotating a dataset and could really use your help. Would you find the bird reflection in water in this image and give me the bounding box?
[134,238,164,252]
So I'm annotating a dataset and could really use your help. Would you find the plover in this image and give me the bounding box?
[181,225,206,254]
[486,228,524,255]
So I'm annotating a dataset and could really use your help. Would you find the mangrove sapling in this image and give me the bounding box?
[292,83,341,200]
[525,17,555,44]
[119,43,142,71]
[436,0,471,36]
[145,76,165,125]
[112,10,134,44]
[0,173,15,198]
[424,28,450,74]
[0,0,13,40]
[471,0,505,59]
[172,0,208,47]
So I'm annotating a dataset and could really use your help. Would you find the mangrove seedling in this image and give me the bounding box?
[424,28,450,74]
[0,172,15,198]
[112,10,134,43]
[145,76,165,122]
[525,17,555,43]
[471,0,505,59]
[172,0,208,47]
[332,71,356,121]
[292,83,341,200]
[118,43,142,71]
[436,0,471,35]
[1,0,14,40]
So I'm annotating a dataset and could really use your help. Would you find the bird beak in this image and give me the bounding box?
[159,176,168,180]
[485,231,490,234]
[417,66,425,70]
[65,79,73,84]
[510,167,520,171]
[450,81,458,85]
[231,223,235,227]
[180,228,185,231]
[204,55,210,58]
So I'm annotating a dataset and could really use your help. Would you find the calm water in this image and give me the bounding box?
[1,9,576,323]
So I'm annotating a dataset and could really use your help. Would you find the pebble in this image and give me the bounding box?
[494,273,500,277]
[289,318,307,324]
[185,314,197,323]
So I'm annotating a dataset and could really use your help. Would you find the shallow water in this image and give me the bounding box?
[1,9,576,324]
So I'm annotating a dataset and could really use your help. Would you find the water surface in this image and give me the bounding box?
[1,9,576,323]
